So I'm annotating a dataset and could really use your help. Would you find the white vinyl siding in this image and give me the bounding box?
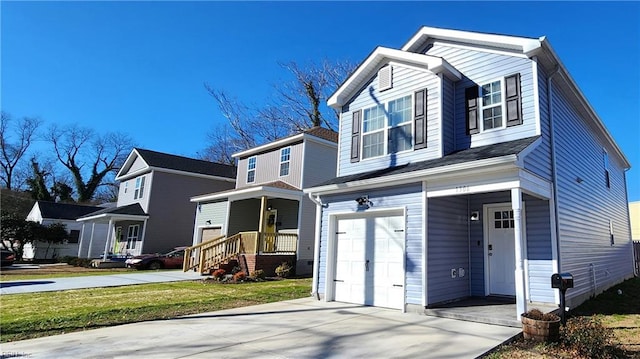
[424,42,536,149]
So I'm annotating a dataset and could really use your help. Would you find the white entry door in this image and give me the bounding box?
[334,214,405,309]
[487,207,516,296]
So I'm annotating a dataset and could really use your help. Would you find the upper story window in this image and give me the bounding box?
[134,176,145,199]
[247,156,257,183]
[466,73,522,135]
[361,95,413,160]
[350,89,426,163]
[279,147,291,177]
[124,181,128,193]
[480,80,503,130]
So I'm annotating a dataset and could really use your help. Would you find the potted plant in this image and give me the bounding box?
[521,308,561,342]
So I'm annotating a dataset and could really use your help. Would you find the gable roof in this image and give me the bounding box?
[233,126,338,159]
[306,136,540,193]
[328,47,461,109]
[116,148,237,181]
[35,201,103,220]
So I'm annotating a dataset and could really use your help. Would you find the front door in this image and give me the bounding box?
[487,207,516,296]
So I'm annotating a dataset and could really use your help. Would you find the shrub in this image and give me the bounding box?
[561,316,615,358]
[233,271,246,282]
[250,269,265,280]
[212,269,226,280]
[522,308,560,321]
[275,262,293,278]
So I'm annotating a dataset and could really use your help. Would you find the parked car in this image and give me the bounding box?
[1,249,16,267]
[125,247,186,270]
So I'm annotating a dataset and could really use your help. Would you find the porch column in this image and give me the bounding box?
[103,219,114,261]
[77,223,87,257]
[258,196,267,232]
[88,223,96,259]
[511,188,527,318]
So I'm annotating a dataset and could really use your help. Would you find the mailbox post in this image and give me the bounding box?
[551,273,574,325]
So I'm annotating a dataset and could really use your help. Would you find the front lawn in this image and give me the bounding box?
[1,278,311,342]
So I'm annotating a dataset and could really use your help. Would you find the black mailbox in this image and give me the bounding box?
[551,273,574,290]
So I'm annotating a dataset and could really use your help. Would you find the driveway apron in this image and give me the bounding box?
[1,297,521,358]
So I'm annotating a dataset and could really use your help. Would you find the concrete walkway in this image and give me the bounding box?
[0,270,203,295]
[1,297,521,358]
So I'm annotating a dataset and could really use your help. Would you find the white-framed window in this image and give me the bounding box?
[361,95,413,160]
[124,181,128,194]
[247,156,257,183]
[609,220,615,245]
[134,176,145,199]
[126,225,139,250]
[480,79,504,131]
[388,95,413,153]
[279,147,291,177]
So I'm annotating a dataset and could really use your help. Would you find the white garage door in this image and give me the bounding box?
[334,214,405,309]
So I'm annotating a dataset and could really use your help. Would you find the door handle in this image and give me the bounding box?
[365,260,370,271]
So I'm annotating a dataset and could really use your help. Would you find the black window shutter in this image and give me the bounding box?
[414,88,428,149]
[350,110,361,163]
[505,73,522,127]
[465,86,479,135]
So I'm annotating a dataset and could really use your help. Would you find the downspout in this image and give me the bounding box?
[548,65,561,278]
[308,192,323,300]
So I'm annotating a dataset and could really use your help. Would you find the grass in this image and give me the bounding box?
[485,276,640,358]
[0,278,312,342]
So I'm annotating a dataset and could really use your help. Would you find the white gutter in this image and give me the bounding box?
[307,192,323,300]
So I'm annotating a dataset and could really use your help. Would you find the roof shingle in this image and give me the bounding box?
[135,148,237,179]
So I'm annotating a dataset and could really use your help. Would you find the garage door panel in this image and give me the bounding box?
[334,214,405,310]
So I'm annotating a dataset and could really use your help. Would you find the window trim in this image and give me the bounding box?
[134,176,145,200]
[478,77,506,133]
[126,225,139,250]
[247,156,257,183]
[603,149,611,189]
[279,147,291,177]
[360,94,414,161]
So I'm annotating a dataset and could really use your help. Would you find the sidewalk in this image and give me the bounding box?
[0,270,204,295]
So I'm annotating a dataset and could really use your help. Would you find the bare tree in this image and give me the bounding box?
[202,59,355,161]
[46,124,134,202]
[0,111,42,190]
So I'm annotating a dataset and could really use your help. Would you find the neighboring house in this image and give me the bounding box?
[630,201,639,241]
[77,148,236,259]
[24,201,108,260]
[188,127,338,275]
[304,26,634,319]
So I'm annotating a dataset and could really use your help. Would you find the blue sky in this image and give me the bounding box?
[2,1,639,201]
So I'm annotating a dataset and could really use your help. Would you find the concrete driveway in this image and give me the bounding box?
[2,297,520,358]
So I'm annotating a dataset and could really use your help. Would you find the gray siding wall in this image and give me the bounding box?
[523,64,552,180]
[227,199,261,235]
[524,196,555,303]
[143,171,235,253]
[318,183,424,305]
[427,196,470,304]
[551,84,634,304]
[338,65,441,177]
[117,174,151,211]
[424,42,537,150]
[195,200,228,228]
[236,142,304,189]
[301,140,338,188]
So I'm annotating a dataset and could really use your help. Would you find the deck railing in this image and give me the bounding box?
[183,232,298,274]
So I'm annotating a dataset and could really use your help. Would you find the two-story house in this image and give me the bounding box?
[77,148,236,260]
[304,27,634,323]
[187,127,338,276]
